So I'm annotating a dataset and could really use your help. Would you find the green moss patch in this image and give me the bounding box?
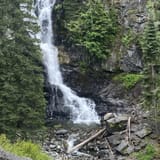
[0,134,51,160]
[113,73,144,89]
[135,144,157,160]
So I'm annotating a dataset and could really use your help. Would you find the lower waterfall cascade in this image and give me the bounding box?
[35,0,99,124]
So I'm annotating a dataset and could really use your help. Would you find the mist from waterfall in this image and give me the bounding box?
[36,0,99,124]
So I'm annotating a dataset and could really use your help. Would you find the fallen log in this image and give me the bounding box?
[126,116,131,144]
[67,128,106,154]
[106,138,114,155]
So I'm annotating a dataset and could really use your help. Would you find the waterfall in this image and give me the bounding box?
[138,0,141,12]
[35,0,99,124]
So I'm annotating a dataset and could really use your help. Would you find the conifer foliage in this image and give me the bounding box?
[0,0,46,138]
[142,19,160,122]
[67,0,119,66]
[141,1,160,132]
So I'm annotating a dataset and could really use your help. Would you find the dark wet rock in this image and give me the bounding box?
[126,145,135,154]
[104,113,114,121]
[116,140,128,154]
[97,150,109,158]
[49,144,56,150]
[150,133,159,139]
[108,154,116,160]
[158,137,160,144]
[104,98,128,109]
[86,143,96,152]
[108,134,122,146]
[120,45,143,72]
[97,99,130,116]
[107,114,128,131]
[107,114,128,124]
[98,83,126,100]
[134,145,142,152]
[130,135,141,146]
[117,157,126,160]
[135,128,152,138]
[98,142,108,150]
[45,84,71,121]
[131,124,141,132]
[142,111,150,119]
[139,141,147,148]
[0,148,31,160]
[59,60,140,117]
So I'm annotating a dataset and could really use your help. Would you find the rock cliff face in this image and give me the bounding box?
[47,0,148,119]
[117,0,147,72]
[53,0,147,71]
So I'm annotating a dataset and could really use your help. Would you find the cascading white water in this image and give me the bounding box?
[138,0,142,23]
[138,0,141,12]
[36,0,99,124]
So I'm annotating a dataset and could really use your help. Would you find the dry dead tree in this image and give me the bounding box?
[126,116,131,144]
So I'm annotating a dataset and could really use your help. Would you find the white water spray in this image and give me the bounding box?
[138,0,142,24]
[36,0,99,124]
[138,0,141,12]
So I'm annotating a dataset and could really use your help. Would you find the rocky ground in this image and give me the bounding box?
[0,148,31,160]
[43,108,159,160]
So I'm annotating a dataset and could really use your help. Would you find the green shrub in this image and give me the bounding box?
[136,144,156,160]
[113,73,144,88]
[0,134,51,160]
[0,0,46,138]
[122,30,136,47]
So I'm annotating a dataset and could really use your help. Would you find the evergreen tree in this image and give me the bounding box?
[141,16,160,133]
[142,19,158,64]
[67,0,119,66]
[0,0,46,138]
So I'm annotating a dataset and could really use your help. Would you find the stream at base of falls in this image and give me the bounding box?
[43,122,100,160]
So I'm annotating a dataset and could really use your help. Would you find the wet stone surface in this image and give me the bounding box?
[43,111,154,160]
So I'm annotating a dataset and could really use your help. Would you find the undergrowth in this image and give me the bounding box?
[0,134,51,160]
[113,73,144,88]
[135,144,156,160]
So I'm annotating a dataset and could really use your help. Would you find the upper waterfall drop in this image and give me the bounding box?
[36,0,100,124]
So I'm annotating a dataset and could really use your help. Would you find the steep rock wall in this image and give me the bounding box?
[51,0,148,116]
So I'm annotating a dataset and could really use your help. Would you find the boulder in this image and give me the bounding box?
[116,140,128,154]
[97,149,109,158]
[126,145,135,154]
[139,141,147,148]
[108,134,122,146]
[103,113,114,121]
[0,148,31,160]
[130,135,141,146]
[49,144,56,150]
[107,114,129,131]
[135,128,152,138]
[55,129,68,135]
[107,114,128,124]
